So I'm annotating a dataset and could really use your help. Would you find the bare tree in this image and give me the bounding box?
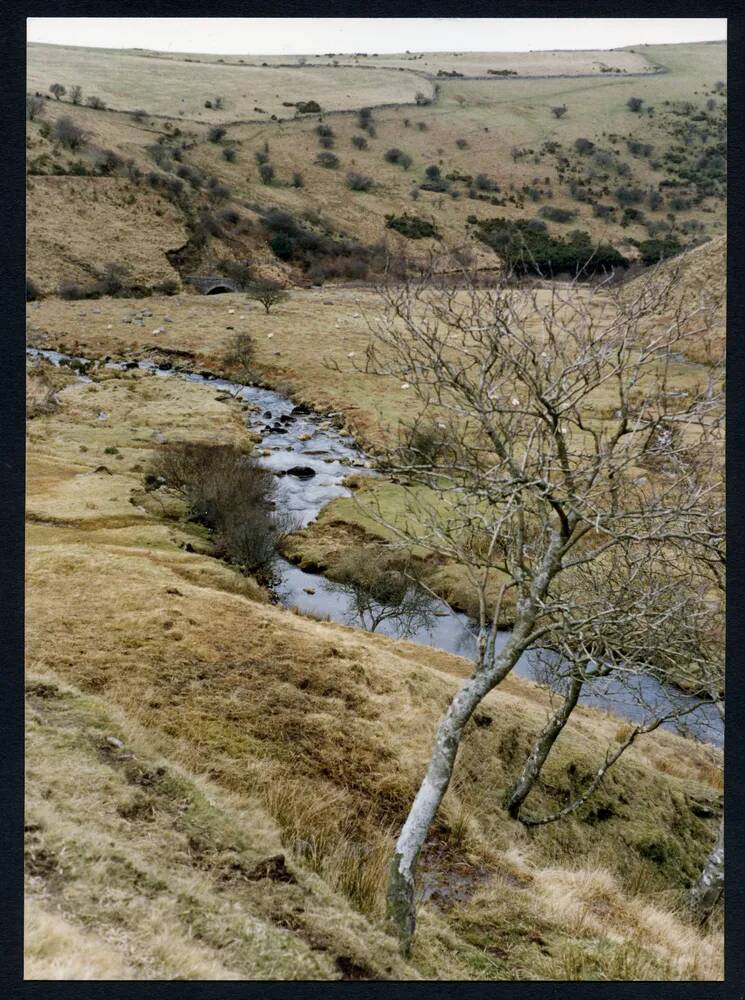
[70,85,83,105]
[26,95,44,121]
[504,548,719,820]
[339,253,723,953]
[246,280,289,314]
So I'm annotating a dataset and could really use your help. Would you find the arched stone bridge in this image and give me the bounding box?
[184,275,239,295]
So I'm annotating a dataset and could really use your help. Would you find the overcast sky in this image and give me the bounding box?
[27,18,727,56]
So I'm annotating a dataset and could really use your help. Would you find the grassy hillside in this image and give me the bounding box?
[25,39,725,981]
[26,41,725,294]
[25,355,722,979]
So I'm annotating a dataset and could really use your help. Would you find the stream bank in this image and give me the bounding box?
[28,346,723,747]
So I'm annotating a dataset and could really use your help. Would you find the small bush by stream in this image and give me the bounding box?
[150,441,291,579]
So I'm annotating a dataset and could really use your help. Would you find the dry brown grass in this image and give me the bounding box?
[24,358,723,979]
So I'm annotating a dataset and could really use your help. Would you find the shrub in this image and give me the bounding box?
[26,95,44,121]
[176,163,202,188]
[637,237,682,264]
[647,190,664,211]
[316,151,339,169]
[384,147,405,164]
[385,213,440,240]
[357,107,373,128]
[26,277,41,301]
[255,149,270,165]
[86,95,106,110]
[425,164,441,180]
[213,96,224,110]
[259,162,275,184]
[196,210,224,239]
[222,146,237,162]
[95,149,123,175]
[538,205,576,223]
[96,262,130,296]
[151,441,287,576]
[70,85,82,105]
[144,143,167,167]
[290,171,304,188]
[219,208,241,226]
[551,105,568,119]
[223,332,256,381]
[207,178,230,202]
[49,83,66,101]
[614,185,644,205]
[217,260,253,289]
[627,140,654,157]
[627,96,644,112]
[416,121,428,132]
[296,100,321,114]
[53,117,85,150]
[352,135,368,150]
[318,134,335,149]
[316,124,334,138]
[346,171,375,191]
[58,280,87,300]
[131,109,148,123]
[246,279,289,314]
[154,278,179,295]
[208,126,226,143]
[475,216,628,277]
[574,137,595,155]
[593,203,615,219]
[475,173,499,192]
[455,138,468,149]
[415,91,432,106]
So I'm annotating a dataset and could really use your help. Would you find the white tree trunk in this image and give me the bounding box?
[689,819,724,918]
[386,672,491,950]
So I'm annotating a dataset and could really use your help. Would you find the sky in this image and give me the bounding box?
[27,17,727,56]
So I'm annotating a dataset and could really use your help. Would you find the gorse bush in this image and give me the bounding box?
[346,171,375,191]
[475,217,628,277]
[539,205,577,223]
[151,442,288,577]
[385,213,440,240]
[316,151,339,169]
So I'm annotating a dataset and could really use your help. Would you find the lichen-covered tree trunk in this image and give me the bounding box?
[504,673,584,819]
[689,819,724,917]
[385,669,495,953]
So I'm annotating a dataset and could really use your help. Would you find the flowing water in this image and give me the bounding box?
[29,347,723,746]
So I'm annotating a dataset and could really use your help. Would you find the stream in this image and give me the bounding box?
[29,347,724,747]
